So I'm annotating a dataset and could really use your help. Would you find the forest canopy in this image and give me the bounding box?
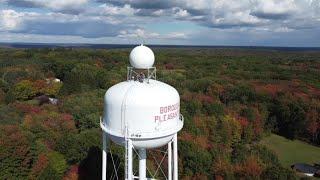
[0,47,319,179]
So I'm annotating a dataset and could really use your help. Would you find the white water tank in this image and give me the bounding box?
[103,79,183,149]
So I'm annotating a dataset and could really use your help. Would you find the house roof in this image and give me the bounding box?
[292,163,319,174]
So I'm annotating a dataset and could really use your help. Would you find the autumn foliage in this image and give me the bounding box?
[1,47,319,179]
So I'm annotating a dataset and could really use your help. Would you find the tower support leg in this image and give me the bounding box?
[173,134,178,180]
[139,149,147,180]
[127,139,133,180]
[102,133,108,180]
[168,141,172,180]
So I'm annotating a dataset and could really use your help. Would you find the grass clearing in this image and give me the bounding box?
[260,134,320,167]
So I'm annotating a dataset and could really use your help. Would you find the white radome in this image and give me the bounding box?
[129,44,155,69]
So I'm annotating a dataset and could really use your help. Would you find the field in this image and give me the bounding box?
[261,134,320,167]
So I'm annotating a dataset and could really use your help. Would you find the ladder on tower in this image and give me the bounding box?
[125,125,129,180]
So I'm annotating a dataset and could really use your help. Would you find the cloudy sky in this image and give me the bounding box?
[0,0,319,46]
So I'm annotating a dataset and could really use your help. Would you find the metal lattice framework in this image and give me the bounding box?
[102,133,174,180]
[127,67,156,83]
[101,115,183,180]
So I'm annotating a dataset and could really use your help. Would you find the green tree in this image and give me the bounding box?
[222,85,257,105]
[262,165,296,180]
[61,64,104,94]
[218,116,241,147]
[269,94,307,139]
[22,110,76,148]
[0,125,36,179]
[62,90,104,130]
[46,152,67,177]
[55,129,100,164]
[179,141,212,176]
[240,107,256,122]
[212,157,234,179]
[13,80,36,100]
[204,103,224,117]
[37,166,61,180]
[0,105,23,125]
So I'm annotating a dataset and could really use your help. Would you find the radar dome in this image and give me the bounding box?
[129,45,155,69]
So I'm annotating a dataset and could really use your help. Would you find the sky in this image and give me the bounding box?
[0,0,319,46]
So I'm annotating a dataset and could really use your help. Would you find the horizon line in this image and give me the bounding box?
[1,42,320,49]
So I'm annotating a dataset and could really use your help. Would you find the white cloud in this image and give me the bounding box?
[166,32,187,39]
[5,0,320,31]
[273,27,294,32]
[175,0,210,11]
[102,0,320,32]
[118,29,160,39]
[118,28,187,40]
[0,9,134,38]
[0,9,39,30]
[0,10,22,30]
[152,9,165,16]
[99,4,136,16]
[251,0,298,19]
[173,8,190,18]
[255,0,297,14]
[35,0,89,10]
[3,0,89,13]
[1,0,320,46]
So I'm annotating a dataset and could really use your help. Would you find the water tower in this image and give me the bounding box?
[100,45,184,180]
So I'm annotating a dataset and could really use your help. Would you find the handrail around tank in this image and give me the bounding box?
[100,117,123,137]
[100,114,184,139]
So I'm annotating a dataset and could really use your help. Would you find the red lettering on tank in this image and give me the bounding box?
[155,103,180,123]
